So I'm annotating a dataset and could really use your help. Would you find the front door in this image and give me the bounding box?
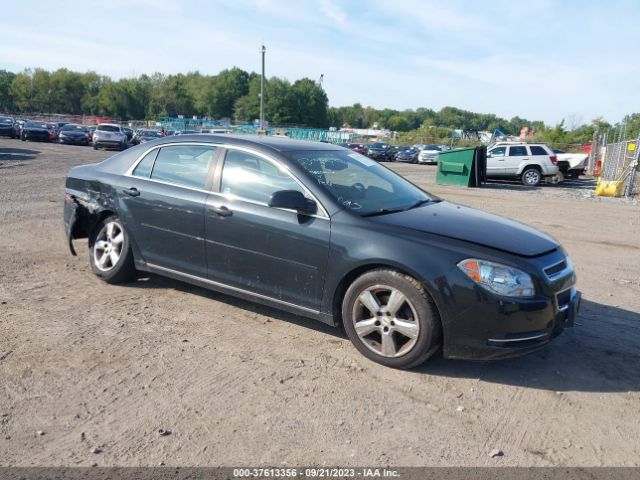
[205,148,331,311]
[486,146,507,176]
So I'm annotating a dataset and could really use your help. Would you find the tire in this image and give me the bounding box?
[93,143,98,150]
[342,269,442,369]
[521,167,542,186]
[88,215,137,284]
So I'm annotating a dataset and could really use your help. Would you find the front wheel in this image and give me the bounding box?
[89,216,137,284]
[342,269,441,369]
[521,167,542,186]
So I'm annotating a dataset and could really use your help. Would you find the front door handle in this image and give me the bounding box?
[122,187,140,197]
[209,205,233,217]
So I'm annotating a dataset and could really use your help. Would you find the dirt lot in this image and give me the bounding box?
[1,139,639,467]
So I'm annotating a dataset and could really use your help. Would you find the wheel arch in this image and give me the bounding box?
[330,262,444,332]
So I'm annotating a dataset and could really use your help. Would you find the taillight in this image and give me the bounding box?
[549,155,557,165]
[64,193,73,203]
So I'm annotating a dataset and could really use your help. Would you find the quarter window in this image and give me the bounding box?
[508,146,529,156]
[150,145,218,189]
[220,150,303,203]
[132,149,159,178]
[530,146,548,156]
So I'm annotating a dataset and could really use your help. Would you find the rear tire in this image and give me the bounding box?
[93,143,98,150]
[342,269,442,369]
[89,215,137,284]
[521,167,542,186]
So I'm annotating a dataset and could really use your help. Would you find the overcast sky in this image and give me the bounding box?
[3,0,639,125]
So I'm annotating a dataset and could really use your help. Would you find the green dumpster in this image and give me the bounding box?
[436,147,487,187]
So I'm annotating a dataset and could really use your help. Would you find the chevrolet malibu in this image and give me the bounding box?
[64,135,580,368]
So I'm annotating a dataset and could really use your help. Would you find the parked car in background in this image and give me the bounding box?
[63,135,580,369]
[348,143,368,155]
[553,149,588,178]
[395,146,419,163]
[417,145,442,165]
[0,116,19,138]
[87,126,96,143]
[486,142,559,186]
[58,124,91,145]
[134,129,165,144]
[92,123,128,151]
[367,142,393,161]
[21,121,53,142]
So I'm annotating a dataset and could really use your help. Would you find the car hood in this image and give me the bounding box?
[371,201,558,257]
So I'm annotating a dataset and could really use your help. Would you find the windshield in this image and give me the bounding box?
[140,130,163,137]
[97,125,121,132]
[0,117,13,124]
[61,124,88,132]
[424,145,441,151]
[25,121,48,128]
[286,150,433,216]
[370,143,388,149]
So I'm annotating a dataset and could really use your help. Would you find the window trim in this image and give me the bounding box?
[124,142,329,218]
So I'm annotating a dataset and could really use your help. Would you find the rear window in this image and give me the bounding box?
[508,146,529,156]
[0,117,13,124]
[150,145,218,189]
[530,146,548,156]
[25,122,48,128]
[97,125,121,132]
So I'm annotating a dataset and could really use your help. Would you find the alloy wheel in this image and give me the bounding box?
[93,221,124,272]
[351,285,420,358]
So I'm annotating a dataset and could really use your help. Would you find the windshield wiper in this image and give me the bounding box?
[362,199,433,217]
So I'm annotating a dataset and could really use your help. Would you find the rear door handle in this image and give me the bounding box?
[209,205,233,217]
[122,187,140,197]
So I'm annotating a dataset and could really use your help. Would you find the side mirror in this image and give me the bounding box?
[268,190,317,215]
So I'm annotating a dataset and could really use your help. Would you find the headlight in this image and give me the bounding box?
[457,259,535,297]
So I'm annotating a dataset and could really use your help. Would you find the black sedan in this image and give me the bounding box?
[64,135,580,368]
[21,121,53,142]
[58,124,91,145]
[0,116,19,138]
[395,146,419,163]
[134,129,164,144]
[367,142,393,161]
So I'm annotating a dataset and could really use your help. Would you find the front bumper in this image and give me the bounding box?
[441,250,580,360]
[444,289,580,360]
[60,136,89,145]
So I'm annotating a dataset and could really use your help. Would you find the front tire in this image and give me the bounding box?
[89,216,136,284]
[342,269,441,369]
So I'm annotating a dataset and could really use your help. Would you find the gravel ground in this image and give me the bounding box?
[0,139,639,467]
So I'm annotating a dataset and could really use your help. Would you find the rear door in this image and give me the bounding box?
[204,148,331,311]
[505,145,530,176]
[117,144,220,277]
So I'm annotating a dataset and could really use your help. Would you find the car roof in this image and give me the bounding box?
[167,134,344,152]
[98,123,121,127]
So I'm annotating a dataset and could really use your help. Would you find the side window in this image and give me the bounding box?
[132,149,159,178]
[221,150,303,204]
[150,145,218,189]
[530,146,548,156]
[508,146,528,156]
[490,147,506,157]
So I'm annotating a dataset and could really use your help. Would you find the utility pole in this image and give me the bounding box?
[259,44,266,134]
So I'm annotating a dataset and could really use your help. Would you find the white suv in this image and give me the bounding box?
[486,142,559,186]
[92,124,128,151]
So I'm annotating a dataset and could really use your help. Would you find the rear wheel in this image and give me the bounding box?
[521,167,541,186]
[92,143,98,150]
[89,216,136,283]
[342,269,441,369]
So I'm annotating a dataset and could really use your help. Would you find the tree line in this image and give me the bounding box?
[0,67,636,147]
